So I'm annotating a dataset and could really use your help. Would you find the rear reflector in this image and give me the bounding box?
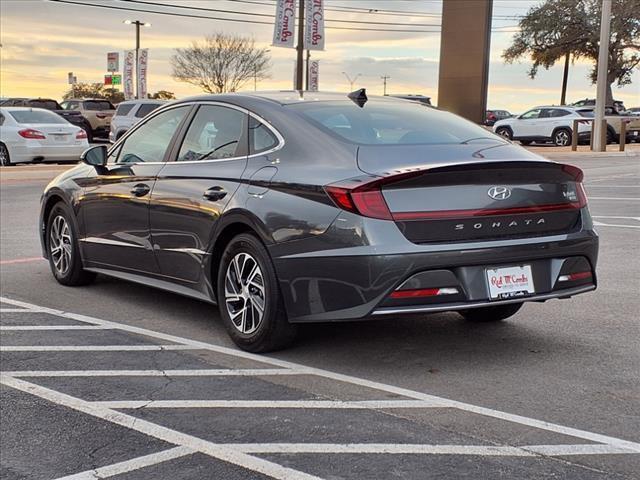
[558,271,592,282]
[390,287,459,299]
[18,128,46,139]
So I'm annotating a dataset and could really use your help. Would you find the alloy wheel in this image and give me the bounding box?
[0,145,9,166]
[49,215,72,276]
[497,128,511,140]
[224,252,266,334]
[555,130,570,146]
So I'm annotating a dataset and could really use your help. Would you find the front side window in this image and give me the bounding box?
[177,105,245,162]
[520,109,541,120]
[249,117,279,154]
[117,106,189,164]
[61,101,79,110]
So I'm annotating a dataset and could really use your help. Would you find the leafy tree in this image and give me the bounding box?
[171,33,271,93]
[62,83,124,103]
[150,90,176,100]
[503,0,640,105]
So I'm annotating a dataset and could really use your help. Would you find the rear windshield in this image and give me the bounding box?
[28,100,59,110]
[10,110,67,124]
[115,104,135,116]
[83,100,115,111]
[289,100,499,145]
[135,103,162,118]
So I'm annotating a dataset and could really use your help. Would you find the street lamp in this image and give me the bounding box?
[123,20,151,99]
[342,72,362,91]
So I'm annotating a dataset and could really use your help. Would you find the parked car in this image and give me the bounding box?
[0,98,92,140]
[109,99,167,142]
[39,92,598,352]
[576,107,640,143]
[0,107,89,166]
[572,98,626,113]
[388,94,432,105]
[628,107,640,116]
[485,109,512,126]
[493,106,595,146]
[60,99,116,140]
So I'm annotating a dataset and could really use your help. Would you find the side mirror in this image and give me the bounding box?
[81,145,108,167]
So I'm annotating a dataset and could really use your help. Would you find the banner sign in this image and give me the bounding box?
[308,60,319,91]
[107,52,119,73]
[137,48,149,99]
[304,0,325,50]
[273,0,296,48]
[123,50,135,100]
[67,72,76,85]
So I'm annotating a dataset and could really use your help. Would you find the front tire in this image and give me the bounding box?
[553,128,572,147]
[495,127,512,140]
[217,233,297,352]
[46,203,96,286]
[459,302,523,323]
[0,143,11,166]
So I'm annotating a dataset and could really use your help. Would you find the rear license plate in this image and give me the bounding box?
[52,134,69,142]
[486,265,534,300]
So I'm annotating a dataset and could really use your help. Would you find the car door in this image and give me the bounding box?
[149,103,248,284]
[513,108,542,138]
[78,105,191,274]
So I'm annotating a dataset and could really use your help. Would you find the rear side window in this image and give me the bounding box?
[291,100,497,145]
[177,105,246,161]
[249,117,278,154]
[115,104,135,116]
[9,110,67,124]
[117,106,189,164]
[135,103,162,118]
[83,100,115,111]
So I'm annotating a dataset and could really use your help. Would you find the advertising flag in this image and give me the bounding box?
[304,0,325,50]
[273,0,296,48]
[308,60,319,91]
[137,48,149,99]
[123,50,135,100]
[107,52,119,73]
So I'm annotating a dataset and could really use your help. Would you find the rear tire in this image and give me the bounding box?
[496,127,512,140]
[519,140,532,146]
[0,143,11,166]
[46,203,96,286]
[217,233,297,353]
[459,302,523,323]
[553,128,572,147]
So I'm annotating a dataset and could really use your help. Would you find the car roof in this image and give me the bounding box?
[177,90,409,106]
[118,99,168,105]
[0,106,52,112]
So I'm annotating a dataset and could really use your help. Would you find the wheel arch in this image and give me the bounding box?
[40,190,76,259]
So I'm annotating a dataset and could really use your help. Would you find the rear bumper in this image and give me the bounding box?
[9,143,87,163]
[270,210,598,323]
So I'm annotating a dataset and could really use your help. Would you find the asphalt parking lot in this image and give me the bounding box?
[1,152,639,479]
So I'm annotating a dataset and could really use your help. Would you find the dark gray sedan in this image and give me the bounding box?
[39,91,598,352]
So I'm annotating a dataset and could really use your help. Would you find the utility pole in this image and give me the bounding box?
[593,0,611,152]
[342,72,361,91]
[560,52,570,105]
[295,0,305,90]
[124,19,151,99]
[381,75,390,96]
[305,50,311,91]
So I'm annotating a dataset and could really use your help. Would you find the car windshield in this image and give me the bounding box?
[28,100,59,110]
[10,110,67,124]
[83,100,114,111]
[290,100,499,145]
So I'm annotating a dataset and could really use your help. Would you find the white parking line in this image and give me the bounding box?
[5,369,310,377]
[593,221,640,229]
[53,446,195,480]
[1,375,323,480]
[0,308,50,313]
[0,325,114,331]
[91,399,444,409]
[0,345,195,352]
[588,197,640,201]
[592,216,640,220]
[2,296,640,456]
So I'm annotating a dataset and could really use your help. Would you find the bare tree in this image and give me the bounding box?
[172,33,271,93]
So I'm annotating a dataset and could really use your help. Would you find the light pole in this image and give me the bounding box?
[342,72,362,91]
[592,0,612,152]
[381,75,391,96]
[124,19,151,99]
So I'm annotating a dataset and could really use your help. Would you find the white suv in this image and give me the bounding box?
[493,106,592,146]
[109,99,166,142]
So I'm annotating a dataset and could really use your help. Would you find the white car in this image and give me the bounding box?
[493,106,593,147]
[0,107,89,166]
[109,99,166,142]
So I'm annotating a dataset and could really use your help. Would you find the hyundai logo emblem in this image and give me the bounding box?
[488,186,511,200]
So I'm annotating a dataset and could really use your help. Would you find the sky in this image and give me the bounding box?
[1,0,638,113]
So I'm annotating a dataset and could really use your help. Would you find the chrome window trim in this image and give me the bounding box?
[108,100,285,166]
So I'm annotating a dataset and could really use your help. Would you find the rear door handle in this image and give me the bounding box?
[203,186,227,201]
[130,183,151,197]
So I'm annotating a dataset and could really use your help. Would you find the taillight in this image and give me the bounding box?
[96,113,108,119]
[18,128,46,139]
[76,129,87,140]
[390,287,459,299]
[325,171,425,220]
[558,271,592,282]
